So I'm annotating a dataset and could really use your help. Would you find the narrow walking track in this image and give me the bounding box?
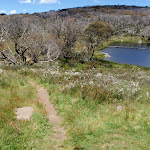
[29,81,66,148]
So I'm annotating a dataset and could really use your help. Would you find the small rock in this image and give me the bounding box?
[101,52,111,58]
[16,107,34,121]
[116,105,123,112]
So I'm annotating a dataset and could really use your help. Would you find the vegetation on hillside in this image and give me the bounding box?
[1,5,150,64]
[1,5,150,150]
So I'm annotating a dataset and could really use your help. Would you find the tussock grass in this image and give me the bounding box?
[27,62,150,149]
[1,61,150,149]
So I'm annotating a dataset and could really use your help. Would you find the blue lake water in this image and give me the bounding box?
[101,42,150,68]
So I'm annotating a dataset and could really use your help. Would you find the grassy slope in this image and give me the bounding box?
[0,67,55,150]
[1,60,150,149]
[31,62,150,150]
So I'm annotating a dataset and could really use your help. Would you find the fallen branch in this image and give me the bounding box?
[0,50,16,64]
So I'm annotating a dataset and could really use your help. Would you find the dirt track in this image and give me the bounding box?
[29,81,66,147]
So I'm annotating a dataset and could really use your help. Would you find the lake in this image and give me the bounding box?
[101,42,150,68]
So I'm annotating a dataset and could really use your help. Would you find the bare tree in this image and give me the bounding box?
[140,26,150,41]
[0,18,6,43]
[27,33,43,63]
[45,36,62,62]
[51,18,63,39]
[0,17,17,64]
[5,15,31,64]
[61,17,81,61]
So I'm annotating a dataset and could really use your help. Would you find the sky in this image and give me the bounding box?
[1,0,150,15]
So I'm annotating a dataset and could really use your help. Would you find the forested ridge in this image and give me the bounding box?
[35,5,150,36]
[1,5,150,65]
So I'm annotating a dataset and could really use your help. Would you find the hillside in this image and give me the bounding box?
[35,5,150,36]
[1,5,150,150]
[1,5,150,65]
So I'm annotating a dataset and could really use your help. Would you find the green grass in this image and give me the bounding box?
[30,62,150,149]
[44,86,150,149]
[0,69,54,150]
[1,61,150,149]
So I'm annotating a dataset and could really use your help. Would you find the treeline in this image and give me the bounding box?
[0,5,150,65]
[36,5,150,36]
